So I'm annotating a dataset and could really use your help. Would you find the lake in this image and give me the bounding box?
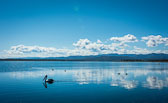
[0,61,168,103]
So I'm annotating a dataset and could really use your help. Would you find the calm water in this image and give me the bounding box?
[0,61,168,103]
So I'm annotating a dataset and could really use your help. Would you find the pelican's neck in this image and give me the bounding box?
[43,75,48,82]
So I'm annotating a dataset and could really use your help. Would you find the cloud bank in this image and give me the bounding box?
[2,34,168,58]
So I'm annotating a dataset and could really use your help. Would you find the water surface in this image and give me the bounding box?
[0,61,168,103]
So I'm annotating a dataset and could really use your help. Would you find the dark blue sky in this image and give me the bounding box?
[0,0,168,57]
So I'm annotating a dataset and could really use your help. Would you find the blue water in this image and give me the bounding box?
[0,61,168,103]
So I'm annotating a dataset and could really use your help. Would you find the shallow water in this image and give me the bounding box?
[0,61,168,103]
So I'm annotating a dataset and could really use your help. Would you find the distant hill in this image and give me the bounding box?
[0,53,168,62]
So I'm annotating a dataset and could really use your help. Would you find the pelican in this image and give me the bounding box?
[43,75,54,84]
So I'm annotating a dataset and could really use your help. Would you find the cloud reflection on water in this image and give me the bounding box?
[144,76,168,89]
[9,68,168,89]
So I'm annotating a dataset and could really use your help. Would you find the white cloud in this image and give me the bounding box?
[8,45,56,54]
[129,46,151,54]
[72,38,132,55]
[141,35,168,47]
[6,45,70,57]
[110,34,138,43]
[97,39,102,43]
[2,35,168,58]
[73,39,91,49]
[5,40,128,57]
[73,39,116,52]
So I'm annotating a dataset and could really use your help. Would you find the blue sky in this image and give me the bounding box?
[0,0,168,57]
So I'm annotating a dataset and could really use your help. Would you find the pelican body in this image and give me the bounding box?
[43,75,54,84]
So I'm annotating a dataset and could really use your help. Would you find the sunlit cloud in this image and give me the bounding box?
[141,35,168,47]
[110,34,138,43]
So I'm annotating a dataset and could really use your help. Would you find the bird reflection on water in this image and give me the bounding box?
[43,75,54,88]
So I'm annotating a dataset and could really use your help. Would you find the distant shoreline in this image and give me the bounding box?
[0,59,168,62]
